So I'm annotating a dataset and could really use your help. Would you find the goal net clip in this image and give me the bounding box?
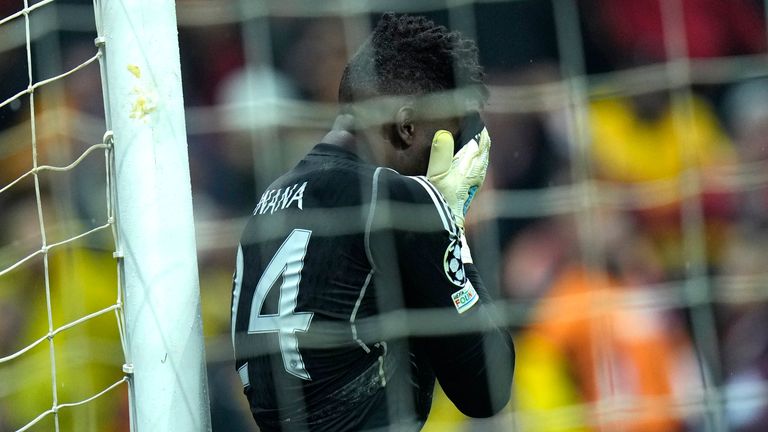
[123,363,134,375]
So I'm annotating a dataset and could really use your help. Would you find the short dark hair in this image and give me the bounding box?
[338,12,489,108]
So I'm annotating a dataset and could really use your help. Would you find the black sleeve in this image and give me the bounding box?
[369,173,514,417]
[401,256,514,418]
[453,263,515,416]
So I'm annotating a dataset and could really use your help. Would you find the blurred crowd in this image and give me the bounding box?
[1,0,767,431]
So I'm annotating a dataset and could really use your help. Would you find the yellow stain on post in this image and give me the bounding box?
[127,64,141,78]
[127,64,158,120]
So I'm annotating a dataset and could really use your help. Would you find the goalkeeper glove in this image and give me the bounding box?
[426,112,491,234]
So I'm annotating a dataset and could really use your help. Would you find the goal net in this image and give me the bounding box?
[0,1,127,430]
[2,0,768,431]
[179,1,767,431]
[0,1,209,431]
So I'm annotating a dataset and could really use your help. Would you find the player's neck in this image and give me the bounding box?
[321,114,375,164]
[322,129,357,153]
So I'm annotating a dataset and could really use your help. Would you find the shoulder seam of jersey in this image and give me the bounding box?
[364,167,383,270]
[409,175,457,234]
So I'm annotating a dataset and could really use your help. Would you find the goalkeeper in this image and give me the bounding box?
[232,12,514,431]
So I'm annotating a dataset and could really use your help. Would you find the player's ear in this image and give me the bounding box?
[393,105,416,149]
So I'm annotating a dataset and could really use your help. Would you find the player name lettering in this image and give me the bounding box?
[254,181,308,215]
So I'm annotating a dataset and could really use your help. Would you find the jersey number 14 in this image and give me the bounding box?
[232,229,314,380]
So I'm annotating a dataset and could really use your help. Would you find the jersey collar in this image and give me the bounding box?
[309,143,365,163]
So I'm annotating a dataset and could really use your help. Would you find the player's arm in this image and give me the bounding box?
[370,172,514,418]
[400,204,513,418]
[420,117,514,416]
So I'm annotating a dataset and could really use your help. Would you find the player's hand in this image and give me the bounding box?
[426,113,491,233]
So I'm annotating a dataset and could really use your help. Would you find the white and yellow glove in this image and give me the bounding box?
[426,112,491,235]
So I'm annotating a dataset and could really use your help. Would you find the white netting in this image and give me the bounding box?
[2,0,768,431]
[183,1,768,431]
[0,1,128,431]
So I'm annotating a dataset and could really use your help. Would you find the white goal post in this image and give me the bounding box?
[95,0,211,430]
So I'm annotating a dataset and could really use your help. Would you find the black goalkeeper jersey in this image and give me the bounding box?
[231,143,514,432]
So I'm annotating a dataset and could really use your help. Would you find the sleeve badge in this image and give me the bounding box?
[443,236,467,287]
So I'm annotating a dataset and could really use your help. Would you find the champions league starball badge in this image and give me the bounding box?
[443,236,466,287]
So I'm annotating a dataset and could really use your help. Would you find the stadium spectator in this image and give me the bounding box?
[504,217,703,431]
[719,229,768,431]
[582,0,766,65]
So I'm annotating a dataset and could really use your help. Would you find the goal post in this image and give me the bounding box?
[95,0,211,430]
